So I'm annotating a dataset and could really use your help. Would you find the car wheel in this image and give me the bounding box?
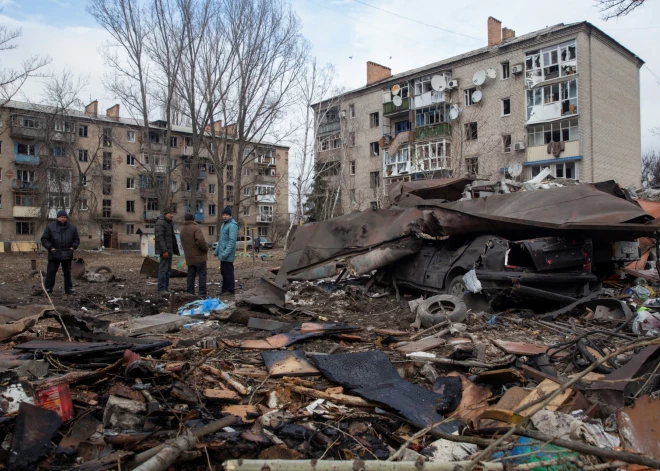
[417,294,468,327]
[448,275,468,298]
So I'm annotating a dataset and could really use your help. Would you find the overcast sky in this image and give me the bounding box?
[1,0,659,149]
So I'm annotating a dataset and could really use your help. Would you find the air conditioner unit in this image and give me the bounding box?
[447,80,459,89]
[513,142,525,151]
[340,110,346,118]
[511,64,524,74]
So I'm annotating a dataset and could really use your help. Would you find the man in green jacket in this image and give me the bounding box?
[213,206,239,295]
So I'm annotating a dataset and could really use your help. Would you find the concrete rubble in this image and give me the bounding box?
[1,178,660,470]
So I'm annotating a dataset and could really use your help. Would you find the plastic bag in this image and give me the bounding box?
[632,307,660,336]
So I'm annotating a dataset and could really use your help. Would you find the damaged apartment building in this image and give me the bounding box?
[0,100,289,249]
[313,17,643,213]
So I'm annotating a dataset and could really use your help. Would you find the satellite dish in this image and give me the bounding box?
[471,90,483,103]
[391,84,401,95]
[392,95,403,107]
[486,67,497,79]
[509,162,523,178]
[473,70,486,86]
[431,75,446,92]
[448,105,460,120]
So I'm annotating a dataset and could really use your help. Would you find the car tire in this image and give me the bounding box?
[448,275,468,298]
[417,294,468,327]
[95,266,112,274]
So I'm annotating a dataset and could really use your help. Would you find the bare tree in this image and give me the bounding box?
[223,0,309,218]
[88,0,176,213]
[642,149,660,187]
[286,58,335,242]
[0,11,51,105]
[595,0,646,20]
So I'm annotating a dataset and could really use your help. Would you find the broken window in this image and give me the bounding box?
[127,177,135,189]
[126,200,135,213]
[79,125,88,137]
[331,136,341,149]
[414,77,434,95]
[501,61,510,80]
[503,135,512,153]
[370,171,380,188]
[464,88,477,106]
[370,112,379,127]
[370,141,380,157]
[103,128,112,147]
[102,199,111,218]
[350,160,356,175]
[415,105,445,126]
[466,157,479,175]
[79,199,88,210]
[526,40,577,84]
[349,132,355,147]
[370,201,378,210]
[102,176,112,195]
[384,147,411,177]
[531,162,577,180]
[320,138,329,151]
[127,131,136,142]
[394,120,410,135]
[526,79,577,120]
[501,98,511,116]
[170,136,178,147]
[464,122,478,140]
[126,224,135,235]
[349,104,355,119]
[415,140,451,171]
[103,152,112,171]
[127,154,135,166]
[78,150,88,162]
[527,119,578,146]
[226,165,233,182]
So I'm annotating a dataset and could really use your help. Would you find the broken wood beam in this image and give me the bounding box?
[199,364,251,395]
[288,384,375,407]
[130,415,237,470]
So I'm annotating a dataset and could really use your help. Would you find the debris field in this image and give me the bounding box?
[1,176,660,471]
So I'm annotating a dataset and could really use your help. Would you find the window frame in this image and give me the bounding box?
[369,112,379,128]
[126,200,135,213]
[466,157,479,175]
[501,61,510,80]
[503,134,512,153]
[463,88,477,106]
[501,98,511,117]
[350,160,356,175]
[464,122,478,141]
[127,130,136,143]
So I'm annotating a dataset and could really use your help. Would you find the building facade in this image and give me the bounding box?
[313,19,643,214]
[0,100,289,250]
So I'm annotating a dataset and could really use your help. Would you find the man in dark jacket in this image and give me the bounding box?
[180,213,208,297]
[154,208,180,293]
[41,210,80,295]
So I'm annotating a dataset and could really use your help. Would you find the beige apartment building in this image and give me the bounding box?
[0,100,289,250]
[313,18,643,214]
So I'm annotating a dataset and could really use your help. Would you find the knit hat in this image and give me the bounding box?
[184,212,194,221]
[164,207,175,215]
[222,206,232,216]
[57,210,68,218]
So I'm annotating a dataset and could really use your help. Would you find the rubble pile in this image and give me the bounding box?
[1,179,660,470]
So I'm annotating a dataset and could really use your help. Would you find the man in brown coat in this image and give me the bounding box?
[180,213,208,297]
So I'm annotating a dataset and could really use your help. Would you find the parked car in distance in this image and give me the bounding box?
[393,234,609,307]
[255,237,274,249]
[211,236,254,251]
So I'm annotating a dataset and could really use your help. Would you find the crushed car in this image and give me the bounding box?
[391,234,639,308]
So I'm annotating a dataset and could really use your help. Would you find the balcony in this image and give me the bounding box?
[257,214,274,223]
[195,212,204,222]
[51,131,76,143]
[255,173,276,183]
[414,122,452,141]
[526,140,580,163]
[183,188,207,199]
[139,187,157,199]
[383,97,410,116]
[144,210,160,221]
[142,142,168,153]
[12,180,40,192]
[318,120,340,136]
[15,154,40,165]
[13,206,40,218]
[255,194,276,204]
[182,168,207,179]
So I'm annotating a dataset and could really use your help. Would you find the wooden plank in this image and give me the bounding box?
[492,339,553,356]
[396,337,445,353]
[516,379,573,417]
[108,313,187,337]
